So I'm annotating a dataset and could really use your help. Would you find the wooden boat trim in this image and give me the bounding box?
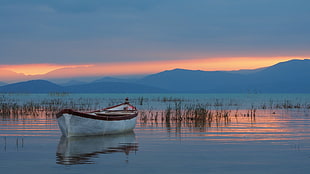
[56,109,138,121]
[95,111,136,116]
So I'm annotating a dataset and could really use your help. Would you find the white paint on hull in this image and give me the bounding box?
[57,114,137,137]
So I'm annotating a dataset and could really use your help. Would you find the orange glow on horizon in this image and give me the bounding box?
[71,56,306,77]
[0,57,308,82]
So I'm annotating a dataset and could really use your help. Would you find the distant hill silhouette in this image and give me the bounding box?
[93,77,136,83]
[0,80,167,93]
[246,59,310,93]
[138,59,310,93]
[0,80,64,93]
[138,69,247,93]
[0,59,309,93]
[59,80,88,86]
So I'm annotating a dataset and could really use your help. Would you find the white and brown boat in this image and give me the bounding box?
[56,98,138,137]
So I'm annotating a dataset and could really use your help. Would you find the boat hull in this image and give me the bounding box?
[57,113,137,137]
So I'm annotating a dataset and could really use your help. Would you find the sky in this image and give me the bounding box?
[0,0,309,83]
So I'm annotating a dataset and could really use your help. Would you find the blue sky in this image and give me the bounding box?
[0,0,310,65]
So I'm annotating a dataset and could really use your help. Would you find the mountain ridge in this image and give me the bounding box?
[0,80,168,93]
[137,59,310,93]
[0,59,309,93]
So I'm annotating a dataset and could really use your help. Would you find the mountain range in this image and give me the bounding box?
[0,59,309,93]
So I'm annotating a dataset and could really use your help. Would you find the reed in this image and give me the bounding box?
[156,102,235,128]
[161,97,185,102]
[165,105,172,122]
[174,101,182,121]
[0,94,309,121]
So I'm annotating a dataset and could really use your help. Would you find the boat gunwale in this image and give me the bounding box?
[56,102,138,121]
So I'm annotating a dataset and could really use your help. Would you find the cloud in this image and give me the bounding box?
[0,64,92,75]
[0,0,310,65]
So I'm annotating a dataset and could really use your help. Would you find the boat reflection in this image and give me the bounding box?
[56,131,138,165]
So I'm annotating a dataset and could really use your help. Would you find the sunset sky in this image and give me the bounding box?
[1,0,309,83]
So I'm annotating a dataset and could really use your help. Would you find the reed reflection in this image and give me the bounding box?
[138,109,310,142]
[56,132,138,165]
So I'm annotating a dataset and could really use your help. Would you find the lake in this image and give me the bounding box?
[0,94,310,174]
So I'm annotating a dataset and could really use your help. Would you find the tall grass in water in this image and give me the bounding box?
[0,95,101,118]
[1,94,309,121]
[144,102,235,129]
[138,99,267,130]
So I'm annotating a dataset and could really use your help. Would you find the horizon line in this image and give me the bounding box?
[0,57,308,83]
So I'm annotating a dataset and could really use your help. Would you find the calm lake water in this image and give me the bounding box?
[1,94,310,174]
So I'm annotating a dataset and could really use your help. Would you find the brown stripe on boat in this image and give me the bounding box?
[56,109,138,121]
